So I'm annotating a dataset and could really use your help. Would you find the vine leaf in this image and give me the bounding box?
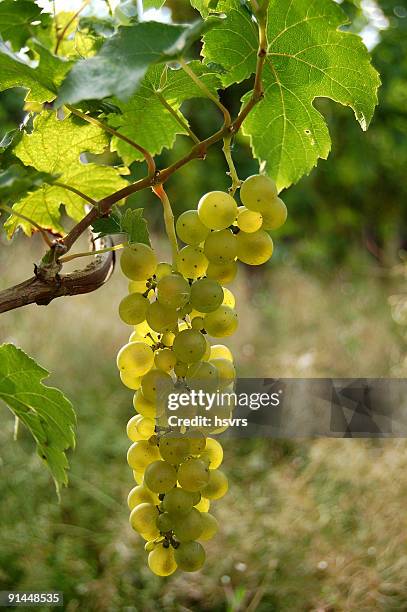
[5,112,128,236]
[0,164,58,204]
[200,0,381,190]
[109,62,221,164]
[0,343,76,495]
[92,207,150,246]
[0,0,46,51]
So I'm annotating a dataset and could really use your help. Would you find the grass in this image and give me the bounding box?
[0,235,406,611]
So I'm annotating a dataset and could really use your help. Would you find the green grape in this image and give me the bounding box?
[155,348,177,373]
[120,244,157,281]
[201,469,228,500]
[134,321,158,340]
[203,336,211,360]
[209,344,233,362]
[191,316,205,330]
[157,274,191,309]
[163,487,194,516]
[128,279,148,293]
[118,293,148,325]
[128,331,154,346]
[156,262,173,280]
[141,369,173,403]
[133,470,144,484]
[120,370,142,390]
[179,302,193,319]
[236,229,274,265]
[236,206,263,233]
[159,435,191,464]
[144,460,177,493]
[146,301,178,333]
[127,415,144,442]
[209,358,236,388]
[117,342,154,377]
[174,361,188,378]
[136,416,155,438]
[187,361,219,391]
[144,540,157,552]
[195,497,210,512]
[156,512,174,532]
[240,174,278,212]
[199,512,219,541]
[178,458,210,492]
[191,491,201,505]
[176,210,210,245]
[206,261,237,285]
[198,191,237,230]
[186,432,206,455]
[176,246,208,279]
[203,229,237,264]
[127,484,159,510]
[174,541,206,572]
[161,331,175,347]
[222,287,235,309]
[173,329,206,363]
[173,508,203,542]
[129,502,159,539]
[261,197,287,230]
[199,437,223,469]
[148,544,177,576]
[190,278,224,313]
[133,390,160,419]
[127,440,161,471]
[204,306,238,337]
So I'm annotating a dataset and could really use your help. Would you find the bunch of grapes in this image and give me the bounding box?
[117,175,286,575]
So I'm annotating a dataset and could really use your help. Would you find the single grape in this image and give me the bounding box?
[128,331,154,346]
[148,544,177,576]
[120,244,157,281]
[144,540,157,552]
[236,229,273,265]
[203,229,237,264]
[176,246,208,279]
[133,470,144,485]
[176,210,210,245]
[178,458,210,492]
[120,370,142,390]
[201,469,228,500]
[236,206,263,233]
[136,416,155,438]
[157,274,191,309]
[129,502,159,539]
[174,541,206,572]
[128,279,148,293]
[159,435,191,464]
[155,262,173,280]
[117,342,154,377]
[222,288,235,309]
[127,440,161,471]
[195,497,210,512]
[144,460,178,493]
[134,321,158,341]
[260,197,287,230]
[155,348,177,373]
[161,332,175,347]
[187,361,219,392]
[199,437,223,469]
[191,316,205,330]
[127,415,144,442]
[186,432,206,455]
[174,361,188,378]
[199,512,219,541]
[173,329,206,363]
[141,369,173,403]
[173,507,204,542]
[163,487,194,516]
[240,174,278,212]
[190,278,224,313]
[191,491,201,505]
[209,358,236,388]
[146,301,178,334]
[206,261,237,285]
[179,302,193,319]
[209,344,233,362]
[156,512,174,533]
[133,390,159,419]
[118,293,148,325]
[127,484,158,509]
[204,306,238,337]
[198,191,237,230]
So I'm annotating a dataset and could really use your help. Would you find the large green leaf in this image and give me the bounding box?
[0,0,45,50]
[200,0,380,190]
[56,21,189,105]
[5,112,128,236]
[109,62,221,164]
[0,344,76,494]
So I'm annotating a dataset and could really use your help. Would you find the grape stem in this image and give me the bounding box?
[54,0,90,55]
[0,204,54,247]
[222,136,242,195]
[58,242,127,264]
[152,185,179,266]
[154,91,200,144]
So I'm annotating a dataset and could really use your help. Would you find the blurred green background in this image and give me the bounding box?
[1,0,407,610]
